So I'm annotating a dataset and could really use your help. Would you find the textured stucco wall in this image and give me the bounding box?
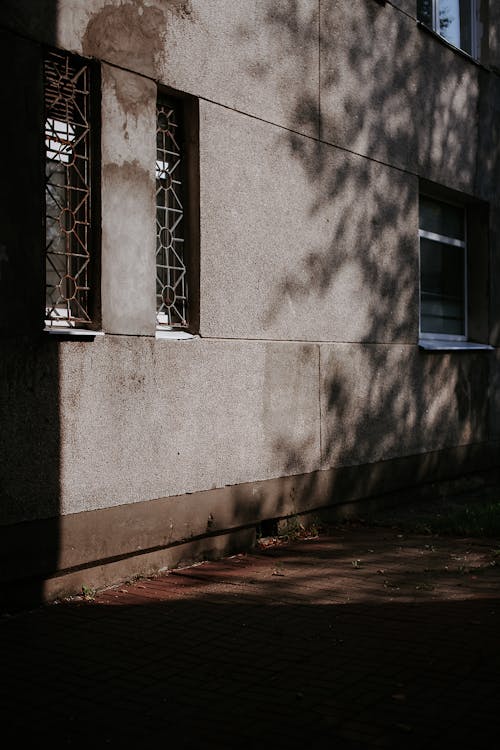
[198,100,419,342]
[100,64,157,334]
[56,336,320,517]
[1,0,500,541]
[320,343,490,469]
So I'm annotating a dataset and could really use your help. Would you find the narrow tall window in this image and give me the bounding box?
[417,0,481,59]
[44,49,94,328]
[419,196,467,339]
[156,97,188,328]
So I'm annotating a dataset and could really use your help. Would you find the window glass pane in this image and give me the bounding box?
[420,237,465,335]
[419,196,464,240]
[438,0,474,56]
[439,0,461,48]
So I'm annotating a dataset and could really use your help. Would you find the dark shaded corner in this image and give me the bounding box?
[0,2,60,612]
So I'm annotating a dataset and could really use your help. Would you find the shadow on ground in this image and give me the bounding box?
[2,526,499,749]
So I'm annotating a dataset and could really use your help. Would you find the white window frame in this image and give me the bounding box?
[420,0,480,60]
[418,196,468,344]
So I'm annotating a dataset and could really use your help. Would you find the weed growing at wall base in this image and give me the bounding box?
[81,585,96,601]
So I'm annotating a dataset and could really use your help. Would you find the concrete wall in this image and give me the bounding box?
[1,0,500,602]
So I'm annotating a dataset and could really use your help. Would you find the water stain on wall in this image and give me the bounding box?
[82,2,168,77]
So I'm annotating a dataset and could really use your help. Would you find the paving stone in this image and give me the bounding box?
[2,519,500,747]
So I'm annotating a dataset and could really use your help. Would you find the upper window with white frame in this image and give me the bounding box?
[417,1,482,59]
[44,48,98,330]
[419,195,467,340]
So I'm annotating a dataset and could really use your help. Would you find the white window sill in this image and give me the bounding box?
[44,327,104,338]
[416,22,484,68]
[419,339,493,351]
[155,329,197,340]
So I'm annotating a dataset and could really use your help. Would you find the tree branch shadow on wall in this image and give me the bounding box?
[229,0,495,530]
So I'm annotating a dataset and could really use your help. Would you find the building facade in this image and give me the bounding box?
[1,0,500,606]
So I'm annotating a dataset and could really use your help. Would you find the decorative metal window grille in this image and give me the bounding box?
[44,49,93,328]
[156,98,188,328]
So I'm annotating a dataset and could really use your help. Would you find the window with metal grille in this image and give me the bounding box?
[156,96,188,328]
[44,49,95,329]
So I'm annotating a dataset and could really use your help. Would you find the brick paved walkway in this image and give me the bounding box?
[1,523,500,748]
